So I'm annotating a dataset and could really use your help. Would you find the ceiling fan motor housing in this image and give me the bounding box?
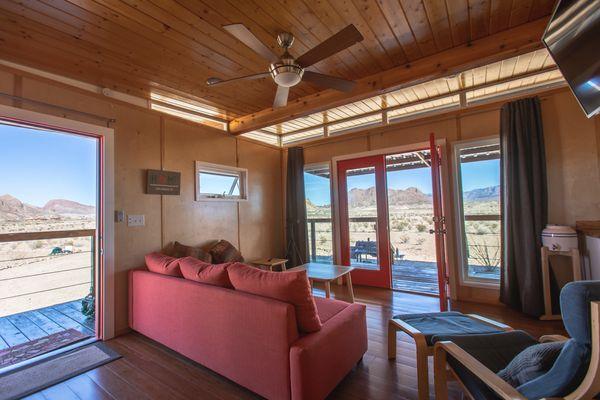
[270,57,304,87]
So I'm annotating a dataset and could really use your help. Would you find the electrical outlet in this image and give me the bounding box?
[115,210,125,223]
[127,214,145,227]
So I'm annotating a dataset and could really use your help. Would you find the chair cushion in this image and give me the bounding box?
[179,257,233,288]
[171,241,212,263]
[432,331,538,400]
[145,252,182,277]
[210,240,244,263]
[515,281,600,399]
[228,263,322,333]
[313,296,349,324]
[497,341,565,387]
[393,311,503,345]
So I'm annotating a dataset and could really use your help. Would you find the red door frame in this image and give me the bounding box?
[337,155,391,288]
[0,116,105,338]
[430,133,449,310]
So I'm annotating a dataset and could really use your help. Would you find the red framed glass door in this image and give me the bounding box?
[430,133,449,310]
[338,155,391,288]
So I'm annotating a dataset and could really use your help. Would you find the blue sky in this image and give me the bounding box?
[460,160,500,192]
[0,123,98,207]
[304,160,500,206]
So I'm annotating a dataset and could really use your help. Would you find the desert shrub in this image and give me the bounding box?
[476,226,489,235]
[399,235,409,244]
[415,237,426,245]
[416,224,427,232]
[392,220,409,231]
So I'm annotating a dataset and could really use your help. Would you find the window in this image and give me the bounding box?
[454,138,501,285]
[195,162,247,201]
[304,163,333,263]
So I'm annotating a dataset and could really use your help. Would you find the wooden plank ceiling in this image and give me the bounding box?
[0,0,556,122]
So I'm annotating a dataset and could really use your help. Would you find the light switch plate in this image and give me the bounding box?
[115,210,125,223]
[127,214,145,227]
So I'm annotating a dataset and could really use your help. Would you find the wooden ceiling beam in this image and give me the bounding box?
[228,17,549,135]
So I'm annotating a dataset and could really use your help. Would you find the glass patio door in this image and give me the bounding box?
[338,155,391,288]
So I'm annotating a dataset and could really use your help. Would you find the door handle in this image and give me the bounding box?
[429,228,446,235]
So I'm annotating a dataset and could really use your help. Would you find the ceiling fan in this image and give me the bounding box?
[206,24,364,108]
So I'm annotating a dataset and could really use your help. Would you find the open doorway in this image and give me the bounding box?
[385,151,439,295]
[336,141,447,300]
[0,121,99,369]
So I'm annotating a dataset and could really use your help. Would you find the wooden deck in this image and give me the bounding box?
[0,299,94,350]
[392,260,439,295]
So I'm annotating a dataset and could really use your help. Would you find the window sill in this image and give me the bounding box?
[460,279,500,289]
[196,197,248,202]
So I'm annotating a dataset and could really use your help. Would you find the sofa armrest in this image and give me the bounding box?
[289,302,367,400]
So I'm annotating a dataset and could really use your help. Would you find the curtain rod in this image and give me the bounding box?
[0,92,116,125]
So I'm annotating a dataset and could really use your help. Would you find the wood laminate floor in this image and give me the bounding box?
[20,285,565,400]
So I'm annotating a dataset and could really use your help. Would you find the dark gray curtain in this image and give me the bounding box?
[500,96,548,317]
[285,147,309,267]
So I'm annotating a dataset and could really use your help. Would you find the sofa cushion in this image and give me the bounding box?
[210,240,244,263]
[314,296,349,324]
[145,252,182,277]
[179,257,233,288]
[228,263,322,333]
[171,241,212,263]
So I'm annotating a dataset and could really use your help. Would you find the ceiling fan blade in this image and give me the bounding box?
[206,72,270,87]
[303,71,356,92]
[223,24,279,63]
[273,85,289,108]
[296,24,364,68]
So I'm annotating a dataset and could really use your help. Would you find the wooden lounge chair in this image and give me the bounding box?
[433,281,600,400]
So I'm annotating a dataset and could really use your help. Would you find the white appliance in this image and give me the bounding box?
[542,225,578,251]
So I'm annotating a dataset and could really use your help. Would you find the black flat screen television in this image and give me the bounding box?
[543,0,600,118]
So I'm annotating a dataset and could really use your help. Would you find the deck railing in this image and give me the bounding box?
[0,229,96,318]
[308,214,502,272]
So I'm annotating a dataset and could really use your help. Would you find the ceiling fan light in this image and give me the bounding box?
[270,63,304,87]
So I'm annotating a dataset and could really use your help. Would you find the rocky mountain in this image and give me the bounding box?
[0,195,46,220]
[0,194,94,221]
[349,187,431,208]
[463,185,500,201]
[43,199,95,215]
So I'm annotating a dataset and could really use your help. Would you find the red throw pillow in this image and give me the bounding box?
[145,252,182,277]
[228,263,322,333]
[179,257,233,288]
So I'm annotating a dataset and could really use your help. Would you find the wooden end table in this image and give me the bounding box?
[292,263,355,303]
[388,314,512,400]
[251,258,288,271]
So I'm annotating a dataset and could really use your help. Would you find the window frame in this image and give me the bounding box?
[304,162,335,264]
[452,136,501,288]
[195,161,248,202]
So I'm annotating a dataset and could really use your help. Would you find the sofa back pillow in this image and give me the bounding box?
[179,256,233,288]
[210,240,244,263]
[171,241,212,263]
[145,252,182,277]
[228,263,322,333]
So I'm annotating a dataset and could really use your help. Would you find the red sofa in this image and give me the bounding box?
[129,269,368,400]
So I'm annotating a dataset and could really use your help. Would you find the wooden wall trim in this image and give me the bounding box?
[0,62,282,150]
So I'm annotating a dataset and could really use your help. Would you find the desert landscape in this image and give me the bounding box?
[307,185,501,278]
[0,194,95,317]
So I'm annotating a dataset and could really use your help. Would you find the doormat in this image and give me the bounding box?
[0,328,90,368]
[0,341,120,400]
